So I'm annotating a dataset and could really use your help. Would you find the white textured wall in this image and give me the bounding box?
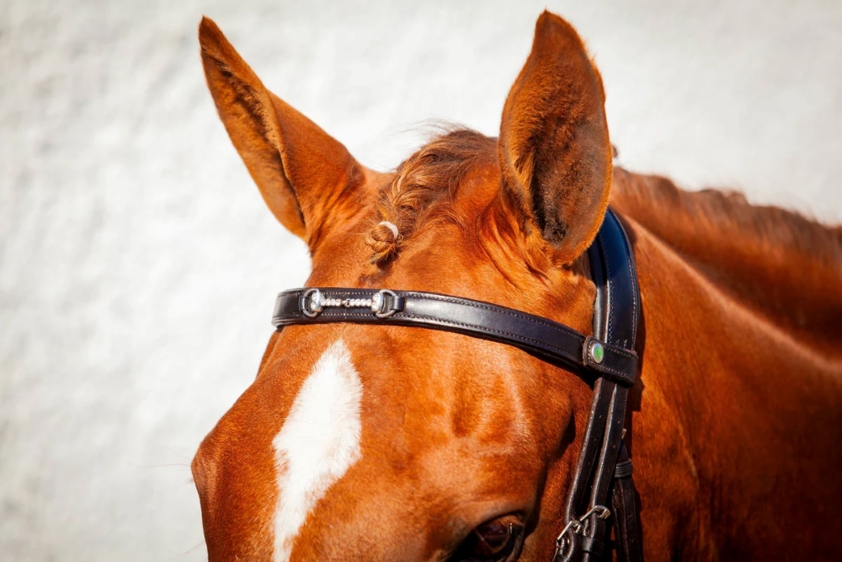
[1,1,840,560]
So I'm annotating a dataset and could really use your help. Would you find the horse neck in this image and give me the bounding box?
[615,204,842,558]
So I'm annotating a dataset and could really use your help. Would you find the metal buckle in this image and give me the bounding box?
[580,505,611,522]
[553,505,611,561]
[371,289,399,318]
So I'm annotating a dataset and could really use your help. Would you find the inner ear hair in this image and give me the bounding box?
[498,11,613,264]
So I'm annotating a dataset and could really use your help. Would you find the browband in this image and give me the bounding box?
[273,287,638,386]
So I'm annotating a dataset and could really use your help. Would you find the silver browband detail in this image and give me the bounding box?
[300,288,400,319]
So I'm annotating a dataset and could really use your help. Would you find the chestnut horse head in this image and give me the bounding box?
[193,10,842,562]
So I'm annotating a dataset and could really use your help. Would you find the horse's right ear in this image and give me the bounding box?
[499,11,612,265]
[198,17,363,248]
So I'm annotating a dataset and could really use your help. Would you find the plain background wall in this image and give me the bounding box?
[2,1,840,560]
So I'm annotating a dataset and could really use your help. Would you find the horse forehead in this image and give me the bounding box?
[194,328,555,560]
[268,326,542,457]
[275,336,546,560]
[267,334,472,561]
[273,338,364,562]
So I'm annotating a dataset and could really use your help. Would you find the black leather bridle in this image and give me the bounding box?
[271,209,644,562]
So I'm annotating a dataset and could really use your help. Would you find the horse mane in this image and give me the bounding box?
[611,170,842,347]
[365,129,496,264]
[611,170,842,269]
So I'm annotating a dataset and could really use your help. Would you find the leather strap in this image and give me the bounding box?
[611,443,644,562]
[272,290,638,387]
[556,210,643,562]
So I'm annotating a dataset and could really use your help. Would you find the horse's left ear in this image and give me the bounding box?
[499,11,612,264]
[199,17,364,250]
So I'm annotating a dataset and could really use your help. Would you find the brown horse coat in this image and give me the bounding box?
[193,10,842,561]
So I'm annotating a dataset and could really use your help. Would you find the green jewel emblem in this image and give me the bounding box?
[590,342,605,364]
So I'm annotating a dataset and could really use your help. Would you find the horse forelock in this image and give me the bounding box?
[365,129,497,265]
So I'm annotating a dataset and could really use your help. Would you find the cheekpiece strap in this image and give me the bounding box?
[557,209,644,562]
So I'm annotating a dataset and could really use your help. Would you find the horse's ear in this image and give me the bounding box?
[198,17,363,247]
[499,11,612,264]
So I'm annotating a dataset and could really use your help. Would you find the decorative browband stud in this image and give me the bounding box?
[589,340,605,364]
[300,288,403,319]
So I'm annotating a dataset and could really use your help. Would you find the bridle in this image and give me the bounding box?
[271,209,644,562]
[272,209,642,561]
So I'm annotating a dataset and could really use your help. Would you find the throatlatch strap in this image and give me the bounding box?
[612,442,644,562]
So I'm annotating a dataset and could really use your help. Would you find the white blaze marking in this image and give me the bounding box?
[272,339,363,561]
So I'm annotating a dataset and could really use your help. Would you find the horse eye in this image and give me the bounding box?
[451,516,525,562]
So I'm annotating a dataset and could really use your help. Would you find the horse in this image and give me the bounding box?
[192,10,842,561]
